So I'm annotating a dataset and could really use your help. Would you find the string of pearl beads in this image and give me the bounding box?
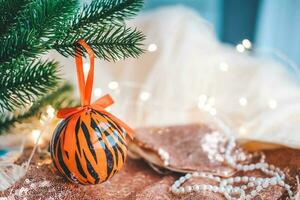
[170,137,294,199]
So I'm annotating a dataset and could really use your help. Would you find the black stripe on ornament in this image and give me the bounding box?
[90,118,115,179]
[75,118,82,156]
[75,152,87,179]
[57,140,72,180]
[81,121,98,164]
[83,150,100,184]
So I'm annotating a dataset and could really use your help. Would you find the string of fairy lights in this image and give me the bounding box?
[29,38,286,148]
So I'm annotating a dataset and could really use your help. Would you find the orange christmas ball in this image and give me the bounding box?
[50,109,128,184]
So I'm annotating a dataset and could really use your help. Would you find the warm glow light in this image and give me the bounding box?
[210,108,217,116]
[219,62,229,71]
[207,97,215,106]
[46,106,55,119]
[239,126,247,135]
[108,81,119,90]
[242,39,252,49]
[32,130,42,144]
[197,95,217,116]
[236,44,245,53]
[239,97,248,106]
[268,99,277,109]
[198,94,207,108]
[83,63,90,73]
[148,43,158,52]
[94,88,102,97]
[139,91,151,101]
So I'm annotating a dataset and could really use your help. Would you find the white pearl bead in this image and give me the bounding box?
[207,185,213,190]
[192,172,199,177]
[214,177,221,182]
[248,182,254,187]
[221,180,227,186]
[279,180,285,186]
[241,185,247,190]
[262,182,269,188]
[212,186,219,192]
[249,164,255,170]
[227,178,233,184]
[193,185,200,191]
[185,174,192,179]
[174,181,180,187]
[179,187,185,193]
[207,174,213,179]
[242,176,248,182]
[179,177,185,183]
[234,177,241,182]
[256,185,262,191]
[199,172,205,177]
[219,187,225,192]
[236,164,243,170]
[285,184,291,189]
[251,190,257,196]
[186,186,192,192]
[249,177,256,182]
[270,178,277,185]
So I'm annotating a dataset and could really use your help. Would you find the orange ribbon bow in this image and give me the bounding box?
[57,39,134,146]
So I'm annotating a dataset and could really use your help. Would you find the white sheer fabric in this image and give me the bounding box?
[49,6,300,148]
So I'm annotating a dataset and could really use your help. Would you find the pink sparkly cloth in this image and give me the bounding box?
[1,124,299,199]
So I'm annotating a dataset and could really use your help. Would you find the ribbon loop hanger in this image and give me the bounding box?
[57,39,134,142]
[76,39,95,106]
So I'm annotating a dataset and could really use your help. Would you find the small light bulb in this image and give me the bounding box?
[242,39,252,49]
[94,88,102,97]
[139,91,151,101]
[32,130,41,144]
[46,106,55,119]
[268,99,277,109]
[239,97,248,106]
[236,44,245,53]
[108,81,119,90]
[239,126,247,135]
[207,97,215,106]
[198,94,207,105]
[219,62,229,71]
[148,43,158,52]
[210,108,217,116]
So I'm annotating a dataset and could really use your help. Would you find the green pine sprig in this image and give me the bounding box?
[0,0,145,118]
[0,60,60,111]
[0,83,77,134]
[55,25,145,60]
[72,0,143,30]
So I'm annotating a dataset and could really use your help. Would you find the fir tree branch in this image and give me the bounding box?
[0,0,145,115]
[0,83,77,134]
[54,25,145,61]
[0,0,29,34]
[72,0,143,30]
[19,0,79,41]
[0,0,78,64]
[0,60,60,112]
[0,29,43,64]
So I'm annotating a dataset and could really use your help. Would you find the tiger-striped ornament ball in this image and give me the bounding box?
[50,109,128,184]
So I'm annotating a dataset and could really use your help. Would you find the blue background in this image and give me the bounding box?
[144,0,300,67]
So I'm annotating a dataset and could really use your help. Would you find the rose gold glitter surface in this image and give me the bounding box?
[131,124,235,176]
[1,124,300,199]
